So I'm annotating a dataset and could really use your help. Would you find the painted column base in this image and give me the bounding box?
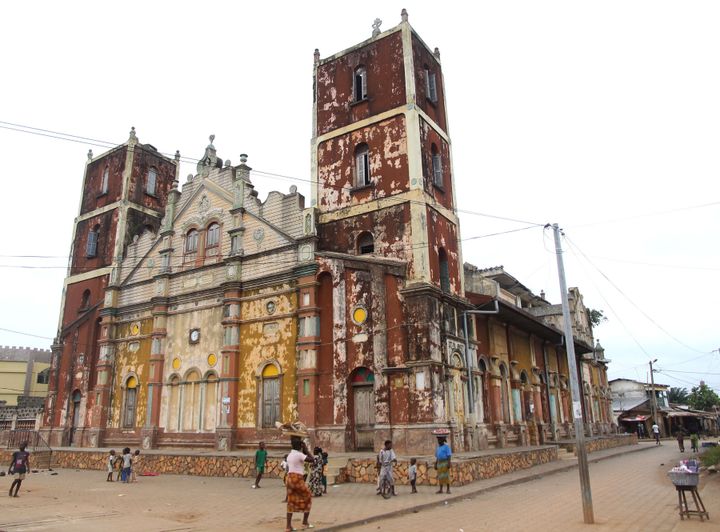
[215,428,235,451]
[140,427,159,450]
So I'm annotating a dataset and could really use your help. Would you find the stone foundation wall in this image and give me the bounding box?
[565,434,638,454]
[2,449,286,478]
[342,446,558,487]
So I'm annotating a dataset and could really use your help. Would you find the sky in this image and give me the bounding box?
[1,1,718,392]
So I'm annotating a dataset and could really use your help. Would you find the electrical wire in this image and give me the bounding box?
[564,235,710,356]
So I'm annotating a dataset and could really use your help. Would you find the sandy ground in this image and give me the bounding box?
[0,442,716,531]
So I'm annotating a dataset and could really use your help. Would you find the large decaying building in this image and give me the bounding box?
[42,11,612,454]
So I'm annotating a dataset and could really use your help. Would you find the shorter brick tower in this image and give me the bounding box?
[43,128,178,447]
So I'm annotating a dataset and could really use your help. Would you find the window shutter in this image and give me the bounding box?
[361,69,367,99]
[86,230,98,257]
[356,152,366,186]
[433,153,442,185]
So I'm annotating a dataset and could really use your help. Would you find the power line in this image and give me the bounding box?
[568,200,720,229]
[0,119,546,227]
[0,327,54,340]
[564,235,710,356]
[659,368,720,376]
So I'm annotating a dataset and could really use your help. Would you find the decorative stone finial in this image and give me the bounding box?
[174,150,181,161]
[372,18,382,37]
[209,134,215,146]
[129,126,137,140]
[289,185,297,194]
[87,149,93,160]
[224,159,232,168]
[434,47,441,60]
[314,48,320,65]
[401,8,408,23]
[239,153,248,164]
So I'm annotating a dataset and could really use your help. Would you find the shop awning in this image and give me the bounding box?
[620,415,649,422]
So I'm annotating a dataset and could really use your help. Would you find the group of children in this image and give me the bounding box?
[106,448,141,483]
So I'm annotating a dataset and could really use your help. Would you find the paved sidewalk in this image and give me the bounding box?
[0,442,678,531]
[350,441,718,532]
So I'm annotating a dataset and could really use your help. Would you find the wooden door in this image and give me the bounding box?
[262,378,280,428]
[353,386,375,450]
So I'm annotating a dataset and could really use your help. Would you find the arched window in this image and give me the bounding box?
[86,225,100,258]
[477,358,488,423]
[36,367,50,385]
[438,248,450,293]
[80,289,91,310]
[354,66,367,102]
[122,375,138,428]
[355,143,370,187]
[184,229,198,265]
[499,363,511,423]
[167,375,180,431]
[205,222,220,257]
[101,167,109,194]
[182,369,201,431]
[203,372,219,431]
[261,364,281,428]
[431,144,442,187]
[357,231,374,254]
[146,167,157,195]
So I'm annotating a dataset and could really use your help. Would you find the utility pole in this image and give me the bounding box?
[552,224,594,525]
[649,359,660,436]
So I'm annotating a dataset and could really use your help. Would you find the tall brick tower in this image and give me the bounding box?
[43,128,178,447]
[309,10,471,454]
[311,10,463,294]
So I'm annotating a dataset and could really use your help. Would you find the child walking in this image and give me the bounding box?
[253,441,267,488]
[106,450,116,482]
[322,451,329,494]
[131,450,141,482]
[408,457,418,493]
[8,442,30,497]
[121,447,132,483]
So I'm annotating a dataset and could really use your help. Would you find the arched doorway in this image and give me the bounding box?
[350,367,375,450]
[69,390,82,446]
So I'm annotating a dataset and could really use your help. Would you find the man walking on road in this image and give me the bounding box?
[651,422,661,445]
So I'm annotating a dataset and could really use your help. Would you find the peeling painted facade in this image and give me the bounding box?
[43,11,611,454]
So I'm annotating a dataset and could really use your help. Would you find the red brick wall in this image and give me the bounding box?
[316,31,406,136]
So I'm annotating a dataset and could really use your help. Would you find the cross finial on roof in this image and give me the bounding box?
[401,9,408,23]
[372,18,382,37]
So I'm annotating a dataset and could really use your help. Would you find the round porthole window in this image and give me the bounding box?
[352,306,368,325]
[266,300,276,315]
[130,323,140,336]
[207,353,217,367]
[172,357,181,370]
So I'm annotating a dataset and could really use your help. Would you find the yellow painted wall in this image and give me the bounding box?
[237,285,298,428]
[0,361,27,406]
[110,317,153,428]
[29,362,50,398]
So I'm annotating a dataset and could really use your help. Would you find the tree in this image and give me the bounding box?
[668,387,689,404]
[587,308,607,328]
[687,383,720,411]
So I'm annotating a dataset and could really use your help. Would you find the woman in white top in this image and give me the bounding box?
[285,437,315,531]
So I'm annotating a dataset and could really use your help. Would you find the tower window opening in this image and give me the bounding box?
[439,247,450,293]
[354,66,367,102]
[146,167,157,196]
[101,167,109,194]
[431,144,442,187]
[357,232,374,254]
[355,144,371,187]
[86,225,100,258]
[425,67,438,103]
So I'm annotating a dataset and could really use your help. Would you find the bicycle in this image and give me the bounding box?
[378,474,392,499]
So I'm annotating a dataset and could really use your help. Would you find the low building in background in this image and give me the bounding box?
[0,346,51,406]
